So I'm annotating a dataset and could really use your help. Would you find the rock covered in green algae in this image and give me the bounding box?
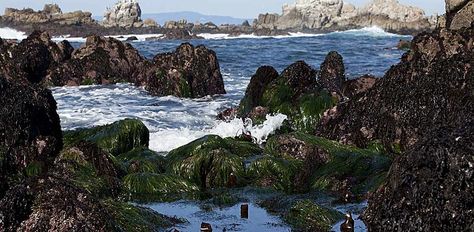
[103,200,184,232]
[166,135,262,189]
[123,173,199,202]
[117,147,167,174]
[64,118,149,156]
[238,61,338,133]
[247,156,301,192]
[285,199,343,232]
[264,132,391,195]
[52,141,121,198]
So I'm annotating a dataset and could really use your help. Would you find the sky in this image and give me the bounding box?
[0,0,445,19]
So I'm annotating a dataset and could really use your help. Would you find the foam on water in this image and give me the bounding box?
[198,32,323,40]
[52,83,286,153]
[330,26,408,38]
[0,27,27,40]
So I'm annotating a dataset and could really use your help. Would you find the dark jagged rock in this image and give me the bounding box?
[341,74,378,99]
[396,39,411,50]
[47,35,145,86]
[0,31,63,83]
[363,122,474,231]
[0,182,35,231]
[238,66,279,117]
[317,25,474,151]
[239,61,337,133]
[138,43,226,98]
[18,178,117,231]
[319,51,345,96]
[0,73,62,198]
[445,0,474,30]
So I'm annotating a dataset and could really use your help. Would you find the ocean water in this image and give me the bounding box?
[2,27,408,231]
[31,26,408,152]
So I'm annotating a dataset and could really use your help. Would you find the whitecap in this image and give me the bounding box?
[0,27,27,40]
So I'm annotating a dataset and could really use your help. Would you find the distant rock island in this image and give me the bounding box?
[0,0,439,38]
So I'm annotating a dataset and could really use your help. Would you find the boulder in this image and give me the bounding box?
[47,35,145,86]
[2,4,93,25]
[64,119,149,156]
[319,51,345,95]
[138,43,226,98]
[363,122,474,231]
[166,135,262,189]
[239,61,337,133]
[102,0,142,28]
[238,66,279,117]
[0,72,62,198]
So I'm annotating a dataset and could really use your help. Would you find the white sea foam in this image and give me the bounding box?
[51,33,165,43]
[329,26,407,37]
[0,27,27,40]
[198,32,323,40]
[52,83,286,153]
[148,114,287,152]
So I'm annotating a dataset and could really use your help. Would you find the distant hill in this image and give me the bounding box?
[141,11,251,25]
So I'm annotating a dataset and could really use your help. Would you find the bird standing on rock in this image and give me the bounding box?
[340,212,354,232]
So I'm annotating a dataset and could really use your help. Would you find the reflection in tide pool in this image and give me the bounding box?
[146,201,290,231]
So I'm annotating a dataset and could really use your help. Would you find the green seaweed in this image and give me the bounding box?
[104,199,184,231]
[247,156,302,192]
[117,147,167,174]
[285,200,343,231]
[123,172,199,202]
[63,119,149,156]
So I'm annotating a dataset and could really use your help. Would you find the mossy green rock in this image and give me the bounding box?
[247,156,302,192]
[64,119,149,156]
[104,200,183,231]
[238,61,337,133]
[266,132,391,194]
[286,200,343,232]
[117,147,167,174]
[123,172,199,202]
[166,135,261,189]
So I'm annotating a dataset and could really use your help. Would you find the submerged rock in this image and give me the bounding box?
[138,43,226,98]
[47,35,145,86]
[64,118,149,156]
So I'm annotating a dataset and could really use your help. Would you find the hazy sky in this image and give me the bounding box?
[0,0,445,19]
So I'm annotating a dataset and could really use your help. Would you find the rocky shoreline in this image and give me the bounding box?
[0,0,440,38]
[0,0,473,231]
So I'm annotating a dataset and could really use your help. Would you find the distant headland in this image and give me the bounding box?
[0,0,442,39]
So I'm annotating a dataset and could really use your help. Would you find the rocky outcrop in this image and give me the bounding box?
[0,62,62,199]
[238,66,279,116]
[319,51,345,95]
[102,0,143,28]
[137,43,226,97]
[363,122,474,231]
[47,35,145,86]
[445,0,474,29]
[2,4,93,25]
[254,0,435,34]
[341,74,377,98]
[317,24,474,151]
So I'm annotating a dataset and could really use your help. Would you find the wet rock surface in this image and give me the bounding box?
[319,51,345,96]
[47,35,145,86]
[363,122,474,231]
[317,25,474,151]
[139,42,226,97]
